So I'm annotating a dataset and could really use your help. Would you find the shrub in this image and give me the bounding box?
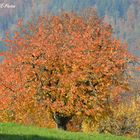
[82,97,140,137]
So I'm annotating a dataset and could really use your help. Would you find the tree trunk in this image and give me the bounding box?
[53,113,72,130]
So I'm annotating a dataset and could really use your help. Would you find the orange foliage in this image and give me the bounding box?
[0,10,133,128]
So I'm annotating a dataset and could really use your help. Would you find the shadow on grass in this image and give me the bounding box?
[0,134,63,140]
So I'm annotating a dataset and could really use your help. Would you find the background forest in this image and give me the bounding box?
[0,0,140,56]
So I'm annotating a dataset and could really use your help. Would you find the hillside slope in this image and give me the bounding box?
[0,123,139,140]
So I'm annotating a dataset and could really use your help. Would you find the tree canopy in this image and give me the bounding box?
[0,10,133,130]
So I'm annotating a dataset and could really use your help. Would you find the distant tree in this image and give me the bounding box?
[0,10,133,130]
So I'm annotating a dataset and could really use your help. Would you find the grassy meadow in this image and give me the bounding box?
[0,123,139,140]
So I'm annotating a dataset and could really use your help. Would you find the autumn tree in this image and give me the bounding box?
[0,10,133,130]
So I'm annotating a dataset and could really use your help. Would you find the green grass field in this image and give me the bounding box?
[0,123,139,140]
